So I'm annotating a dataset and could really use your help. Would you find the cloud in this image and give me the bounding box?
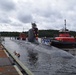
[0,0,16,11]
[15,0,76,31]
[17,13,33,23]
[0,0,76,31]
[0,18,10,23]
[0,13,11,24]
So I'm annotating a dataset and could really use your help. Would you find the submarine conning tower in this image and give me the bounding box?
[28,23,39,42]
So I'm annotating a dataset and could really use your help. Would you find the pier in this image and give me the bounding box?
[0,39,34,75]
[0,44,21,75]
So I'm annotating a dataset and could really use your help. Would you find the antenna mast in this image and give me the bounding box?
[23,27,24,32]
[64,19,66,30]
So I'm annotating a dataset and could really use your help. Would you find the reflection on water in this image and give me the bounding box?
[62,48,76,56]
[28,50,38,65]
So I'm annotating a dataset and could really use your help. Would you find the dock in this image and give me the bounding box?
[0,43,34,75]
[0,44,21,75]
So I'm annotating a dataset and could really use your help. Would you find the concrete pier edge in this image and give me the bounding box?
[2,44,34,75]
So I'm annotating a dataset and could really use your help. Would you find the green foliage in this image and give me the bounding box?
[70,31,76,37]
[0,30,76,37]
[0,32,20,37]
[39,30,59,37]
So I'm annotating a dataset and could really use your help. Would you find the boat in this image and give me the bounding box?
[51,20,76,48]
[17,32,26,40]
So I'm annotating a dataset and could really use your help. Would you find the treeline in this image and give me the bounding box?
[0,30,76,37]
[0,32,20,37]
[39,30,59,37]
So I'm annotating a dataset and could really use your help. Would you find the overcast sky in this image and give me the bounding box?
[0,0,76,32]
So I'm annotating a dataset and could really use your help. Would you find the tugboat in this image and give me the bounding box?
[19,32,26,40]
[17,32,26,40]
[51,20,76,48]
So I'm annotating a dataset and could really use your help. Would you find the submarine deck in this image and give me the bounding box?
[2,37,76,75]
